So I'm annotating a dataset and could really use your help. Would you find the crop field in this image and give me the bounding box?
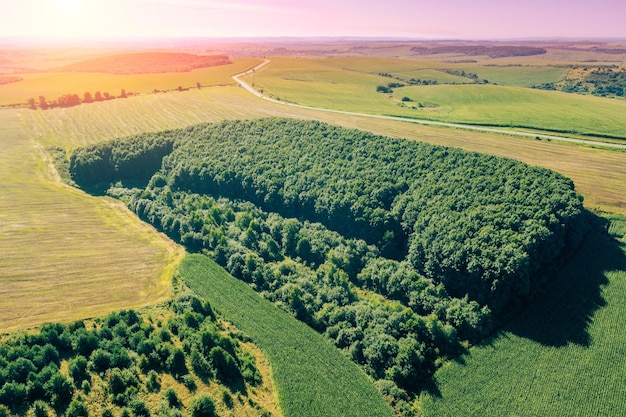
[0,58,261,106]
[419,217,626,417]
[180,254,395,417]
[22,86,626,215]
[244,57,626,138]
[0,109,184,333]
[468,65,569,87]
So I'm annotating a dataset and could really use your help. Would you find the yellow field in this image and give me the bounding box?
[0,58,261,105]
[0,110,184,333]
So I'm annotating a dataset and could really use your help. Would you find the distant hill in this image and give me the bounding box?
[411,45,547,58]
[55,52,232,74]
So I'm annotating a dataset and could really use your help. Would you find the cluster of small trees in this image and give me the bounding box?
[536,66,626,98]
[27,90,128,110]
[0,295,263,416]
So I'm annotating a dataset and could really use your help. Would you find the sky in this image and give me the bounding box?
[1,0,625,40]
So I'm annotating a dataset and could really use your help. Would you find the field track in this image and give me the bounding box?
[0,110,184,333]
[234,60,626,150]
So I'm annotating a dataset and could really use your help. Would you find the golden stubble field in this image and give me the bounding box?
[0,110,184,333]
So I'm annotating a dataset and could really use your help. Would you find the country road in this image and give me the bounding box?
[233,60,626,150]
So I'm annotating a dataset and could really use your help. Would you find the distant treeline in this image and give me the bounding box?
[27,90,130,110]
[0,76,22,85]
[411,45,547,58]
[536,66,626,98]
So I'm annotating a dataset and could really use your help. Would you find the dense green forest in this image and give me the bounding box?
[0,292,272,417]
[69,118,590,415]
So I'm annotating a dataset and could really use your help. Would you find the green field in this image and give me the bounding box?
[245,57,626,138]
[0,58,261,106]
[420,216,626,416]
[393,83,626,136]
[469,65,569,87]
[180,254,396,417]
[0,110,184,333]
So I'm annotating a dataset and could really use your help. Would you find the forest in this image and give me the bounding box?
[69,118,590,414]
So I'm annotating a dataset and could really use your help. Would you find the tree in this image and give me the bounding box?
[38,96,49,110]
[120,89,127,98]
[167,348,188,377]
[94,91,103,101]
[27,97,36,109]
[65,398,88,417]
[163,388,181,408]
[190,394,216,417]
[209,346,240,383]
[68,356,89,385]
[44,372,74,408]
[83,92,93,103]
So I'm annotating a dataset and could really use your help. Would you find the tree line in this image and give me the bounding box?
[27,90,129,110]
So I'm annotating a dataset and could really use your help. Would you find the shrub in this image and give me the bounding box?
[166,348,188,377]
[190,394,217,417]
[163,388,181,408]
[65,398,88,417]
[129,398,151,417]
[68,356,89,385]
[33,400,49,417]
[145,370,161,392]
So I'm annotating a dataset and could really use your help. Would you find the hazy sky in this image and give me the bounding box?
[1,0,625,39]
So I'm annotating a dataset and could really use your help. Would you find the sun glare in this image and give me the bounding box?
[59,0,81,13]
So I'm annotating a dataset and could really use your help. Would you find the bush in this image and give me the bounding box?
[163,388,181,408]
[33,401,49,417]
[145,370,161,392]
[190,394,217,417]
[129,398,151,417]
[65,398,88,417]
[68,356,89,385]
[166,348,188,377]
[209,346,241,383]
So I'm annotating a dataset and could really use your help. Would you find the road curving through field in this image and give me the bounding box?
[233,60,626,150]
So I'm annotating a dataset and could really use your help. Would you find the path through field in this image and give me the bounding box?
[234,60,626,150]
[0,110,184,332]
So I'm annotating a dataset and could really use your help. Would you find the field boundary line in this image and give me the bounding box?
[233,60,626,150]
